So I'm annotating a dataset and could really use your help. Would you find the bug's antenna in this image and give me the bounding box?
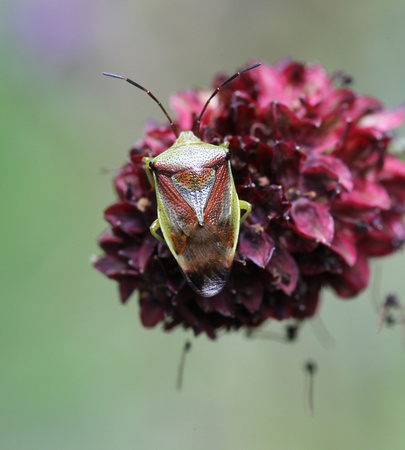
[193,63,261,138]
[102,72,179,139]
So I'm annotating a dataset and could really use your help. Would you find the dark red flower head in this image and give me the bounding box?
[94,60,405,339]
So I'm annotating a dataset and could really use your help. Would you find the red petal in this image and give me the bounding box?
[256,65,286,108]
[328,252,369,298]
[210,290,235,317]
[196,290,235,317]
[301,154,353,193]
[271,102,319,143]
[330,228,357,266]
[334,181,391,210]
[119,280,138,303]
[378,158,405,214]
[140,295,165,327]
[138,235,157,272]
[105,202,148,235]
[119,236,156,273]
[332,126,386,171]
[271,141,305,191]
[358,105,405,131]
[247,185,290,225]
[114,164,149,201]
[279,61,333,106]
[232,271,264,312]
[238,227,275,268]
[98,230,126,253]
[292,277,321,318]
[291,198,334,245]
[170,91,205,131]
[380,155,405,180]
[359,212,405,256]
[93,255,138,278]
[265,246,299,295]
[346,96,382,123]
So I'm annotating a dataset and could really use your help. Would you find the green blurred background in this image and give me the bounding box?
[1,0,405,448]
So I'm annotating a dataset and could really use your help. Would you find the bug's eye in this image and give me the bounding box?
[149,161,156,171]
[225,150,231,161]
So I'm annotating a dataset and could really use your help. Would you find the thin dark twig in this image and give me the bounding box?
[176,340,192,391]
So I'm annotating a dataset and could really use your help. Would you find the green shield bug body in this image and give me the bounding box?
[103,64,260,297]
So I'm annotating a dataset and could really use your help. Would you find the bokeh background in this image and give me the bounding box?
[2,0,405,448]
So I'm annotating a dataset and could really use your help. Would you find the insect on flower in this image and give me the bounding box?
[102,64,261,297]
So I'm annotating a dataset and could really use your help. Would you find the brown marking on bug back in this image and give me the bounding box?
[215,219,235,249]
[173,168,215,191]
[170,232,187,256]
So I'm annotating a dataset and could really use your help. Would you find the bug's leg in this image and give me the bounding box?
[239,200,252,223]
[150,219,167,246]
[142,157,155,189]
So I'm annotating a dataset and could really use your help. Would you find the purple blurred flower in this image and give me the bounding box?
[11,0,91,63]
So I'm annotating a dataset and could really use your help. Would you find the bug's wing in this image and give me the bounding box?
[178,223,234,297]
[155,173,197,256]
[177,162,240,297]
[171,169,216,226]
[204,162,240,251]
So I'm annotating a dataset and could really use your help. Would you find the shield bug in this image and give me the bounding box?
[103,64,261,297]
